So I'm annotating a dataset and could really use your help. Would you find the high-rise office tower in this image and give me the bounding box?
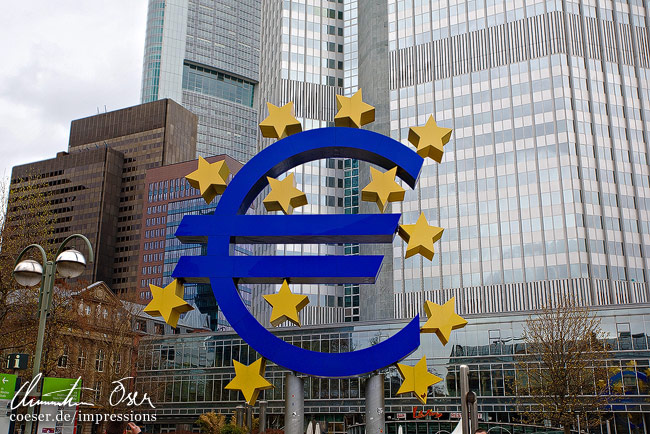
[385,0,650,317]
[134,1,650,430]
[143,0,650,321]
[9,100,197,293]
[258,0,650,320]
[254,1,355,322]
[140,0,261,162]
[141,0,366,322]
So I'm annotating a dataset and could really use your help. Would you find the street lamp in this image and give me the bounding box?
[13,234,94,434]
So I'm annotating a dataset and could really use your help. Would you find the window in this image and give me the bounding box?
[114,353,121,374]
[181,62,255,107]
[154,324,165,335]
[94,381,102,402]
[58,345,68,368]
[78,349,86,369]
[96,349,105,372]
[136,320,147,332]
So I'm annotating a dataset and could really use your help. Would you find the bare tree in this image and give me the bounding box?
[0,174,54,358]
[516,295,611,434]
[52,282,141,414]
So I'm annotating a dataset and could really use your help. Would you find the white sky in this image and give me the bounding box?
[0,1,148,180]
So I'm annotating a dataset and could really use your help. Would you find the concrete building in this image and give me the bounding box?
[8,99,197,293]
[140,0,261,162]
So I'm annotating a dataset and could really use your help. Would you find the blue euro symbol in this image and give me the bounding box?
[173,127,424,377]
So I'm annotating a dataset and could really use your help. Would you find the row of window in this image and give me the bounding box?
[144,240,164,251]
[142,265,162,276]
[142,278,162,288]
[182,63,255,107]
[57,346,119,374]
[145,228,166,239]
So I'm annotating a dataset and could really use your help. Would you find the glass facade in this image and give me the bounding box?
[137,1,650,433]
[140,0,260,162]
[136,305,650,434]
[254,0,354,323]
[138,156,248,330]
[164,195,252,329]
[388,0,650,317]
[182,63,255,107]
[141,0,165,103]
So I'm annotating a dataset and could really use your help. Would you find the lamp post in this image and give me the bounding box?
[13,234,94,434]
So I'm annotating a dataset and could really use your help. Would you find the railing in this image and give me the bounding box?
[347,421,565,434]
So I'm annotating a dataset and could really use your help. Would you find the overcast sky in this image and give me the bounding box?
[0,1,148,180]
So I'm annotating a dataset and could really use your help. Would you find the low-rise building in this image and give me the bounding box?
[134,304,650,434]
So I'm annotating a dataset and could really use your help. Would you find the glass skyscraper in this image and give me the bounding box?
[385,0,650,319]
[141,0,650,320]
[136,1,650,432]
[253,0,356,322]
[141,0,260,162]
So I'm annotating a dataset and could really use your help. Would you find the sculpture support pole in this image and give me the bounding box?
[365,374,385,434]
[285,373,304,434]
[246,405,253,433]
[259,400,268,434]
[236,405,245,427]
[460,365,470,434]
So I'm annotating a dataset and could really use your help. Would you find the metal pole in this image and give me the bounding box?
[24,261,55,434]
[365,374,385,434]
[236,405,245,427]
[284,373,304,434]
[468,392,478,434]
[460,365,470,434]
[16,236,93,434]
[246,405,253,433]
[259,400,268,434]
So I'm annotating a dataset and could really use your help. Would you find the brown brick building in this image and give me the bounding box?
[8,99,197,293]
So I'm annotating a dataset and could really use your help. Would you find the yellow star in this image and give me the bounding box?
[263,173,308,215]
[259,102,302,139]
[185,156,230,204]
[396,356,442,404]
[421,297,468,345]
[143,279,194,328]
[408,116,453,163]
[361,167,405,213]
[263,280,310,327]
[398,213,444,260]
[224,358,273,405]
[334,89,375,128]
